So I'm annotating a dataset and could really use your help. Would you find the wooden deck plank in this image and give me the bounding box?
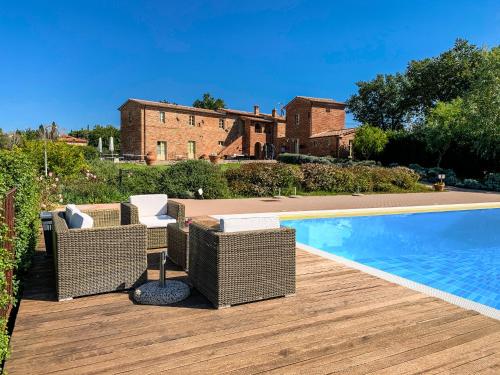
[5,249,500,374]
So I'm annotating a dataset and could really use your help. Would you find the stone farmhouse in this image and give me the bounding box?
[119,96,355,161]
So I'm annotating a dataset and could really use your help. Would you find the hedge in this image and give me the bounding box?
[301,164,421,193]
[278,153,379,167]
[0,149,41,362]
[225,163,302,197]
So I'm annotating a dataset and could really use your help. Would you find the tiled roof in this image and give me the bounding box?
[119,99,286,121]
[58,135,88,144]
[285,96,346,108]
[309,128,356,138]
[296,96,345,105]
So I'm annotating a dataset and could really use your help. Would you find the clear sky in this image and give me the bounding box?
[0,0,498,133]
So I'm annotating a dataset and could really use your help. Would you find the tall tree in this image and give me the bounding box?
[346,39,486,130]
[460,47,500,160]
[352,124,389,160]
[193,93,226,110]
[346,73,410,131]
[69,124,120,151]
[405,39,484,119]
[419,99,464,167]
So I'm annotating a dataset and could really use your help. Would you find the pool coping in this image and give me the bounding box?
[212,202,500,320]
[212,201,500,220]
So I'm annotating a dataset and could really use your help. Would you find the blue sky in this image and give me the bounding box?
[0,0,498,133]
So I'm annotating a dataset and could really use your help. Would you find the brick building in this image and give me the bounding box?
[119,96,354,161]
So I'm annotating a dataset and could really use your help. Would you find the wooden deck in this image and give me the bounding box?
[5,249,500,374]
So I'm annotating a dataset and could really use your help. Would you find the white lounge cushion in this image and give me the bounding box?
[70,211,94,229]
[65,204,78,225]
[220,216,280,233]
[139,215,176,228]
[130,194,168,218]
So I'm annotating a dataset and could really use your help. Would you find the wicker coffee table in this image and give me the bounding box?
[167,223,189,271]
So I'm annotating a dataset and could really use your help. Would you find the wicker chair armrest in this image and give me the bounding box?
[167,200,185,224]
[121,202,139,225]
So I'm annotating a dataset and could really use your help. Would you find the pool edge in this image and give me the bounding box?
[296,242,500,321]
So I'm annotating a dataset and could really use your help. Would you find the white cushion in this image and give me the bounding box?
[130,194,168,218]
[220,216,280,233]
[139,215,176,228]
[70,211,94,229]
[65,204,78,225]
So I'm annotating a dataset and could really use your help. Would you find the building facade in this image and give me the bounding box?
[119,96,354,161]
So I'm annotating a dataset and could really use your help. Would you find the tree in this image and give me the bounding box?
[193,93,226,110]
[460,47,500,160]
[346,73,410,131]
[69,124,120,152]
[352,125,389,160]
[347,39,486,130]
[419,99,464,167]
[406,39,484,118]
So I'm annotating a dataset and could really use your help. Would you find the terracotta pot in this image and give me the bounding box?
[209,155,220,164]
[433,183,445,192]
[145,152,156,166]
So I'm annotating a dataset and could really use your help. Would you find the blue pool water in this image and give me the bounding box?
[282,208,500,310]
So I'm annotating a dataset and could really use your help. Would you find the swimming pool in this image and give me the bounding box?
[282,208,500,314]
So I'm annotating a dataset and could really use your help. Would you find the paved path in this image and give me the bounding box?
[78,190,500,217]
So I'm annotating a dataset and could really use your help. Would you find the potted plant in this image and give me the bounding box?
[433,181,445,191]
[433,173,446,191]
[145,151,156,166]
[209,153,220,164]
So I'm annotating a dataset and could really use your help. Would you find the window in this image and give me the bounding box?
[189,115,195,126]
[295,113,300,126]
[255,123,262,133]
[326,108,331,113]
[160,111,165,123]
[128,112,132,123]
[219,118,225,129]
[307,112,311,119]
[218,141,224,146]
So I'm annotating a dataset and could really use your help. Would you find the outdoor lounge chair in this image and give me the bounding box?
[52,206,148,301]
[120,194,185,249]
[188,216,296,308]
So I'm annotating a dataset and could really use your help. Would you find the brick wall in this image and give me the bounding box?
[120,101,144,158]
[310,103,345,134]
[285,99,312,153]
[121,103,242,160]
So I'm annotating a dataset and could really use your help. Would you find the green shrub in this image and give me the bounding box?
[301,164,357,192]
[225,163,302,197]
[81,145,100,160]
[0,149,40,272]
[119,166,165,195]
[21,140,88,177]
[301,164,420,193]
[484,173,500,192]
[159,160,229,199]
[0,149,41,362]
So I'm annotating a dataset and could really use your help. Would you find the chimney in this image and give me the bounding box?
[254,105,260,115]
[272,108,277,117]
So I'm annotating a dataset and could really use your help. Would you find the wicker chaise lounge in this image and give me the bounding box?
[188,216,296,308]
[52,207,147,301]
[121,194,185,249]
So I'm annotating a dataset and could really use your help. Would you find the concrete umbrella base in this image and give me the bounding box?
[134,280,190,305]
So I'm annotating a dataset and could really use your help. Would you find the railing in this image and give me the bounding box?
[0,188,16,320]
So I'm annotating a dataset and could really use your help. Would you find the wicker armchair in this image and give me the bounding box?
[188,218,296,308]
[121,199,185,249]
[52,209,147,301]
